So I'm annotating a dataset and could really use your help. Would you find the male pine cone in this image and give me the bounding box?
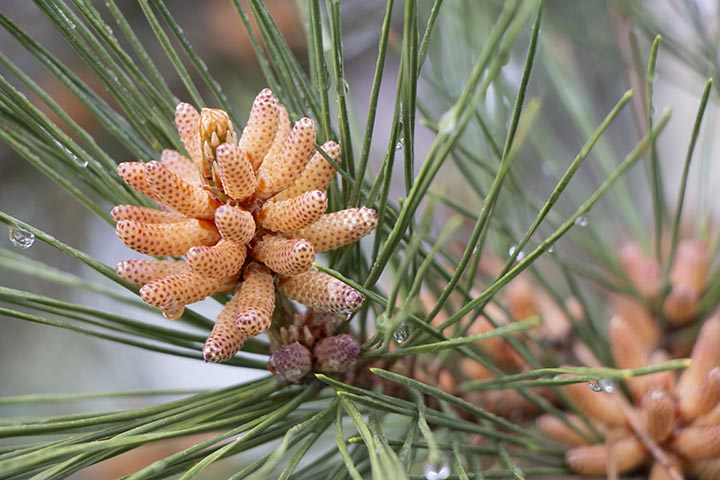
[112,89,377,363]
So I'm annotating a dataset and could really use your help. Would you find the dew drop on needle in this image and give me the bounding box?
[8,227,35,249]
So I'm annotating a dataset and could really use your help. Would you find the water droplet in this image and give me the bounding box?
[163,306,185,320]
[342,79,350,95]
[81,161,89,168]
[547,245,556,254]
[396,138,404,150]
[508,245,525,261]
[588,378,615,393]
[598,378,615,393]
[587,379,602,392]
[423,461,451,480]
[392,322,410,343]
[574,216,589,227]
[8,227,35,249]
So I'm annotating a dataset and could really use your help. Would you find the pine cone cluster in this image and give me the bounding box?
[267,311,361,382]
[529,237,719,478]
[112,89,377,363]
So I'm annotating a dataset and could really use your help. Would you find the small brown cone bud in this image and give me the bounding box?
[144,161,220,220]
[111,205,185,224]
[215,142,257,202]
[268,342,312,382]
[118,162,157,200]
[314,334,361,373]
[536,414,592,446]
[560,375,627,427]
[294,207,378,253]
[256,117,316,198]
[187,239,247,279]
[115,218,220,256]
[238,88,279,169]
[252,235,315,275]
[257,190,328,233]
[235,263,275,337]
[673,425,720,460]
[262,104,291,170]
[214,205,256,244]
[677,316,720,411]
[639,389,675,442]
[160,149,202,186]
[200,108,237,171]
[565,436,647,475]
[140,271,222,316]
[116,259,189,287]
[271,141,340,201]
[306,311,344,339]
[175,102,202,167]
[279,270,365,314]
[203,288,247,363]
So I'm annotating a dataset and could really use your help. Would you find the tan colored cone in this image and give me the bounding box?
[261,104,290,170]
[160,149,202,186]
[673,425,720,460]
[118,162,157,200]
[565,436,648,475]
[256,117,316,198]
[187,239,247,279]
[214,205,256,244]
[680,367,720,422]
[536,413,593,446]
[618,242,662,300]
[294,207,378,253]
[609,314,652,399]
[561,375,627,426]
[252,235,315,275]
[116,259,190,287]
[610,294,661,350]
[677,316,720,409]
[663,284,700,326]
[115,218,220,256]
[234,263,275,337]
[271,140,340,201]
[238,88,278,169]
[639,389,675,442]
[175,103,202,167]
[278,270,365,314]
[144,161,220,219]
[203,288,247,363]
[140,270,222,313]
[257,190,328,233]
[215,142,257,202]
[688,457,720,480]
[111,205,185,224]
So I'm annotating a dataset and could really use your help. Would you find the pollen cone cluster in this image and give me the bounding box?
[113,89,377,363]
[538,314,720,479]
